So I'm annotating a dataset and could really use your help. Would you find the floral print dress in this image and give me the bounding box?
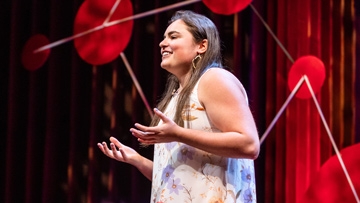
[151,70,257,203]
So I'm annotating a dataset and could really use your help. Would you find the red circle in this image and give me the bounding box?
[202,0,252,15]
[288,55,326,99]
[21,34,50,71]
[300,143,360,203]
[74,0,133,65]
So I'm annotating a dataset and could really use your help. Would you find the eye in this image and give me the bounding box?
[170,35,177,39]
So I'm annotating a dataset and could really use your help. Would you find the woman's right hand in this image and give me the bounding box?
[97,136,139,165]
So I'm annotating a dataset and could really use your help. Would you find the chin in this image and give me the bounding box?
[160,63,169,69]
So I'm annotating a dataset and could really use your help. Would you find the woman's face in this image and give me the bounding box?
[159,19,200,76]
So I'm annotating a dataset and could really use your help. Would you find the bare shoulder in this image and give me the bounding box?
[198,68,246,105]
[199,68,242,92]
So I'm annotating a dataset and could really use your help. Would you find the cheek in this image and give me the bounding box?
[173,46,196,59]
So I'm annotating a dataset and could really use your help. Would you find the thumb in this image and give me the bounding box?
[110,137,124,148]
[153,108,168,122]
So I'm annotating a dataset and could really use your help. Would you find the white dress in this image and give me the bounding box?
[150,70,257,203]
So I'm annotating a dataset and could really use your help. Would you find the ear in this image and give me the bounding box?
[197,39,208,54]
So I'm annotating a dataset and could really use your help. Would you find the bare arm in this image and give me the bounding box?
[97,137,153,180]
[186,68,259,158]
[131,69,259,159]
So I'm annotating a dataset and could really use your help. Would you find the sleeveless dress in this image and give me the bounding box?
[150,69,257,203]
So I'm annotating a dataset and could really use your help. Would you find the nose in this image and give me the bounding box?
[159,38,167,48]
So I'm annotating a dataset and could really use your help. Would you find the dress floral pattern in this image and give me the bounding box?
[151,70,257,203]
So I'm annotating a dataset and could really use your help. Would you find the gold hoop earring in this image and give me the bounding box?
[192,54,202,69]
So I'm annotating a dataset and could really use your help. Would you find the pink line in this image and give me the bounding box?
[33,0,201,53]
[104,0,121,24]
[250,4,294,63]
[120,52,154,118]
[261,75,360,202]
[259,76,305,144]
[105,0,201,27]
[304,76,360,203]
[33,24,104,53]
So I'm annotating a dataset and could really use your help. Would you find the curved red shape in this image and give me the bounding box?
[288,55,326,99]
[73,0,134,65]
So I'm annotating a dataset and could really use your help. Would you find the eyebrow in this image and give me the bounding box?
[163,31,180,38]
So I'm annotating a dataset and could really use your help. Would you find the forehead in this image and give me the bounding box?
[164,19,190,35]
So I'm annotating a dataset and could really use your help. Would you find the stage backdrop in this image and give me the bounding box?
[0,0,358,202]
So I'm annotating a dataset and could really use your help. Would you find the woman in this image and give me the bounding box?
[98,10,260,203]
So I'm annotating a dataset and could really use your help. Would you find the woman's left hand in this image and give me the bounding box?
[130,108,180,144]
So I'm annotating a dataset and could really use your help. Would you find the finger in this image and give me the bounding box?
[137,138,155,145]
[109,143,120,157]
[110,142,117,151]
[131,129,143,140]
[97,143,106,153]
[110,137,129,161]
[130,128,155,139]
[119,148,128,161]
[136,135,157,143]
[153,108,169,122]
[110,136,125,149]
[133,133,157,145]
[101,142,113,156]
[133,123,149,132]
[111,142,128,161]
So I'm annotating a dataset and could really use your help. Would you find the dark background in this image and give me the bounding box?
[1,0,359,202]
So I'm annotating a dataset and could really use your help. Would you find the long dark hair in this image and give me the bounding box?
[151,10,223,127]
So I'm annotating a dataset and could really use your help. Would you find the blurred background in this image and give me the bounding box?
[1,0,359,202]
